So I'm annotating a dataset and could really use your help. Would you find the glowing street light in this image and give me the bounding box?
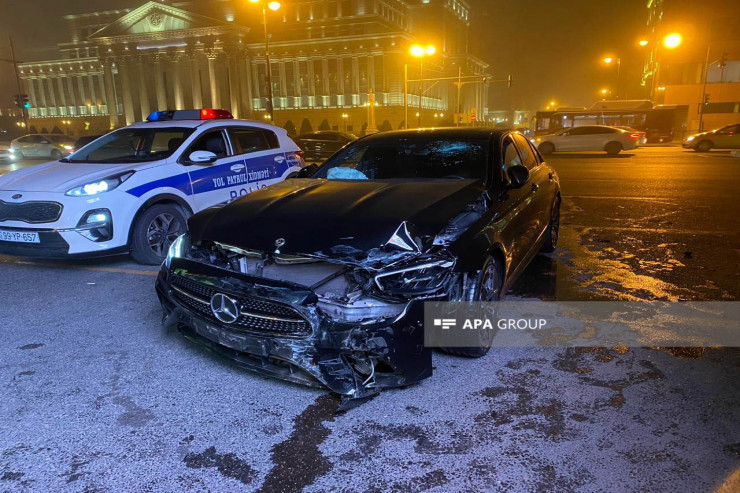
[602,56,622,99]
[249,0,282,121]
[663,33,682,49]
[638,39,649,47]
[409,44,436,128]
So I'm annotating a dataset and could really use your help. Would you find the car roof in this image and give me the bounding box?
[126,119,287,133]
[359,127,507,142]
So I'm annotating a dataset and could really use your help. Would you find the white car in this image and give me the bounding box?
[533,125,642,155]
[10,134,76,159]
[0,144,15,162]
[0,109,305,264]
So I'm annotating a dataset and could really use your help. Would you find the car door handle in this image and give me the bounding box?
[531,183,539,192]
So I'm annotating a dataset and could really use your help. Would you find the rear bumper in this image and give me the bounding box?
[155,259,432,408]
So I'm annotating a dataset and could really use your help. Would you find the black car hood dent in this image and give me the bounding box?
[189,178,485,263]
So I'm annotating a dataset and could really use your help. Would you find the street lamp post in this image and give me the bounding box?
[409,44,435,128]
[603,57,621,99]
[250,0,281,122]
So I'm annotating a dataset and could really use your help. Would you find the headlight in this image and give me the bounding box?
[62,145,74,150]
[75,209,113,242]
[686,136,695,141]
[165,233,191,269]
[65,172,134,196]
[375,259,454,296]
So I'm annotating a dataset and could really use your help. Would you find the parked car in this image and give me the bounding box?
[615,126,647,145]
[534,125,642,155]
[294,131,357,161]
[157,128,561,407]
[0,144,15,162]
[682,123,740,152]
[0,109,305,264]
[10,134,75,159]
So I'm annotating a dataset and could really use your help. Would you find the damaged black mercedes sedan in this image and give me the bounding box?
[155,128,560,408]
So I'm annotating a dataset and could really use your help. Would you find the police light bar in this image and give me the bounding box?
[146,109,234,122]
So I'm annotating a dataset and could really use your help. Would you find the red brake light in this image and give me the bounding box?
[629,133,641,140]
[200,109,234,120]
[295,150,304,158]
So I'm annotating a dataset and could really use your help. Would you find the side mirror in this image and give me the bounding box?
[186,150,218,165]
[507,165,530,189]
[296,163,319,178]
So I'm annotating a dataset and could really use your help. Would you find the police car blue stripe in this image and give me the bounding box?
[124,151,294,198]
[125,172,193,198]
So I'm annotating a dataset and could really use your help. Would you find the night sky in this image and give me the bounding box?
[0,0,647,112]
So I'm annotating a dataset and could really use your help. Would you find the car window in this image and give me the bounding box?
[228,128,279,155]
[502,137,522,169]
[186,130,230,159]
[569,127,593,135]
[313,138,489,181]
[512,134,538,170]
[69,127,195,163]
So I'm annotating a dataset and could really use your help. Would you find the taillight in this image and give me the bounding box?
[629,133,642,140]
[295,150,304,159]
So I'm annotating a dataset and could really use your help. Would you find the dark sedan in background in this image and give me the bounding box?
[156,128,561,408]
[293,131,357,161]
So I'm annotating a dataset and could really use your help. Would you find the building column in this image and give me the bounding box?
[102,62,120,128]
[240,58,253,118]
[251,60,261,109]
[56,77,68,115]
[27,78,39,110]
[118,61,136,125]
[36,78,48,109]
[96,74,106,115]
[207,54,221,108]
[367,55,375,93]
[66,76,78,115]
[76,76,86,114]
[293,60,301,107]
[189,55,203,108]
[172,56,185,110]
[352,56,360,105]
[137,58,151,118]
[154,58,167,110]
[45,78,58,115]
[321,58,329,106]
[88,75,98,110]
[225,56,240,118]
[337,57,344,106]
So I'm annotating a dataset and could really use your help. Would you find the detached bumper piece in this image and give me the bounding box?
[157,258,431,410]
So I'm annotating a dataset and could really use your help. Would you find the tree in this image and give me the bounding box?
[318,119,331,131]
[299,118,313,135]
[379,120,393,132]
[283,120,297,137]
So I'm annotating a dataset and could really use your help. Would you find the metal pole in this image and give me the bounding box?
[9,35,28,130]
[262,4,274,122]
[456,66,462,127]
[418,58,423,128]
[616,58,621,100]
[403,64,408,129]
[698,45,710,133]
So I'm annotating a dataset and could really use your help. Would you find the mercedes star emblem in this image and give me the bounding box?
[210,293,240,324]
[274,237,286,254]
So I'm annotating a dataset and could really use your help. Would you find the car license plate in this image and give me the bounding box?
[0,229,40,244]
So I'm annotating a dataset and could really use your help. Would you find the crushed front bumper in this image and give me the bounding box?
[155,258,432,409]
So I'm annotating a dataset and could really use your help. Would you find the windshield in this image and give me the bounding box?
[312,138,489,181]
[67,127,195,163]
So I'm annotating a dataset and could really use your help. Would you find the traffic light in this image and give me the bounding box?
[704,94,710,105]
[13,94,30,109]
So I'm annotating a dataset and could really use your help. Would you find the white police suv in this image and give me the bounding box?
[0,109,305,264]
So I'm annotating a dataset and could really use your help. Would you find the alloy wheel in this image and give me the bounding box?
[146,213,182,257]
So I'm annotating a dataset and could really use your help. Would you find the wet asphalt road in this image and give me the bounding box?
[1,147,739,492]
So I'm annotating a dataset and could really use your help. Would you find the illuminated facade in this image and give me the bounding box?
[18,0,490,135]
[644,0,740,132]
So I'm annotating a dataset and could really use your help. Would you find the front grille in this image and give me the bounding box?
[0,200,63,224]
[170,274,312,337]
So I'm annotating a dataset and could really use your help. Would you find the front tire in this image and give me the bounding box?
[538,142,555,155]
[605,142,623,155]
[130,204,187,265]
[50,149,62,160]
[695,140,712,152]
[440,255,503,358]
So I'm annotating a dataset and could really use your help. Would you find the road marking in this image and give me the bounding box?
[0,256,159,276]
[564,196,678,205]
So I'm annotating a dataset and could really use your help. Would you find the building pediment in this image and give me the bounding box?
[89,1,247,43]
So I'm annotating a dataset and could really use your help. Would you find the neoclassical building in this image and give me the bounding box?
[19,0,491,135]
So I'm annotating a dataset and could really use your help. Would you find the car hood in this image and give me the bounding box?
[0,161,149,193]
[189,178,486,260]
